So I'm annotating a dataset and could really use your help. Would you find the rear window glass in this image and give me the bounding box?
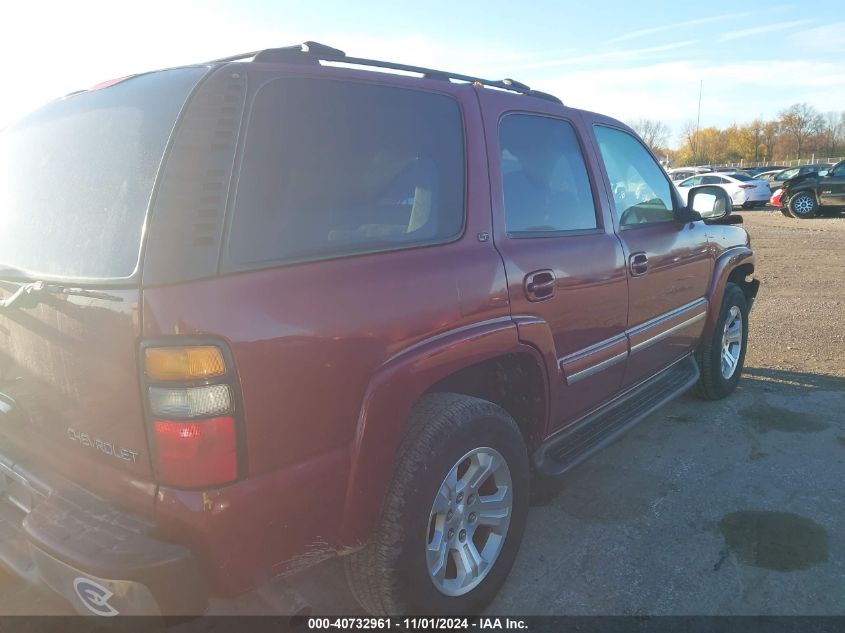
[729,173,752,181]
[227,78,465,268]
[0,68,205,280]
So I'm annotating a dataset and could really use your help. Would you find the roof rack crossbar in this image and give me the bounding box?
[210,42,562,104]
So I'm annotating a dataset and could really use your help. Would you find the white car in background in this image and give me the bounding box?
[675,172,771,208]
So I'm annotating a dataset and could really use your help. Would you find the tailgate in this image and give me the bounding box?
[0,288,155,515]
[0,67,209,517]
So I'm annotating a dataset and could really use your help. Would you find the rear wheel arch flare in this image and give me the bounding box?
[422,353,548,450]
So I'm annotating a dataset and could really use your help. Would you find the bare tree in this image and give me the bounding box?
[628,118,671,152]
[821,111,844,157]
[679,120,700,164]
[748,118,765,162]
[778,103,824,159]
[762,120,780,161]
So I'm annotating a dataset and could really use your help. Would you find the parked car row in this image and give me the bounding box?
[668,162,838,213]
[675,172,770,209]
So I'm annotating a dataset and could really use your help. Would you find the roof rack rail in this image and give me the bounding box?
[209,41,562,104]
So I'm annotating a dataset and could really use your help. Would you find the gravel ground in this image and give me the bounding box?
[2,209,844,616]
[743,211,845,378]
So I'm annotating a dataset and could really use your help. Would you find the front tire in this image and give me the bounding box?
[345,393,530,615]
[694,283,749,400]
[780,206,794,217]
[788,192,818,219]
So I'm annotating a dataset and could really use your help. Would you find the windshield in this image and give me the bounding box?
[0,67,206,280]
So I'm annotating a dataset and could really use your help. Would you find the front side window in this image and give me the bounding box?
[498,115,598,234]
[594,126,675,227]
[228,78,465,268]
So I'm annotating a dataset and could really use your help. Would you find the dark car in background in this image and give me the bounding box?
[768,163,834,192]
[779,159,845,218]
[745,166,785,176]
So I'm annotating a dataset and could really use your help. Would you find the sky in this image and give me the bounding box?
[2,0,844,147]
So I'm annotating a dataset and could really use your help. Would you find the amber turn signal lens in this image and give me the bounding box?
[144,346,226,381]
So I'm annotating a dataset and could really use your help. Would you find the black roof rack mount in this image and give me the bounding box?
[209,41,562,104]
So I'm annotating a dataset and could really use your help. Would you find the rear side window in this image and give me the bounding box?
[499,115,598,234]
[227,78,465,268]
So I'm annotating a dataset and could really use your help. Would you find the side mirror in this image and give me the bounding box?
[687,185,731,221]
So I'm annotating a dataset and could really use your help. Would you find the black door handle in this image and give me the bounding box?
[629,253,649,276]
[525,270,556,301]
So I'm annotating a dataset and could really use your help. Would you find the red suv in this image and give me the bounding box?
[0,42,758,616]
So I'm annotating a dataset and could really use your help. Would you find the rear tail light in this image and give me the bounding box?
[141,342,242,489]
[739,184,755,189]
[149,384,232,419]
[144,346,226,381]
[153,417,238,488]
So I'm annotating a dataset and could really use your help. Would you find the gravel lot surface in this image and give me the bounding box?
[2,210,844,616]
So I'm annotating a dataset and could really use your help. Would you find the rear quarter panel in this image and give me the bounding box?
[141,79,519,593]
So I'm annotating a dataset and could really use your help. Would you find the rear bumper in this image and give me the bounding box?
[741,190,770,203]
[0,454,206,616]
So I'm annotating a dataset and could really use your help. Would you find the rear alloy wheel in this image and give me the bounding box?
[788,192,817,219]
[426,447,512,597]
[345,393,529,615]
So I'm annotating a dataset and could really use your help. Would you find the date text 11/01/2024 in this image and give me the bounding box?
[307,618,529,630]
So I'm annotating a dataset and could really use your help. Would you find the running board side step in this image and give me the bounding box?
[534,355,699,477]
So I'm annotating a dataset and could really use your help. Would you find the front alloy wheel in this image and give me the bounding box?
[720,306,743,379]
[695,282,749,400]
[789,192,817,219]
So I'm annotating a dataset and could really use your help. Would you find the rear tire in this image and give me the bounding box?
[694,283,749,400]
[788,192,817,219]
[345,393,529,615]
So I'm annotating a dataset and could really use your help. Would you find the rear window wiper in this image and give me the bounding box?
[0,280,123,311]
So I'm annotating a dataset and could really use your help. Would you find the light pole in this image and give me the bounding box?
[695,80,702,164]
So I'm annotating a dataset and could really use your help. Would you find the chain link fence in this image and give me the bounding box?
[712,156,845,169]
